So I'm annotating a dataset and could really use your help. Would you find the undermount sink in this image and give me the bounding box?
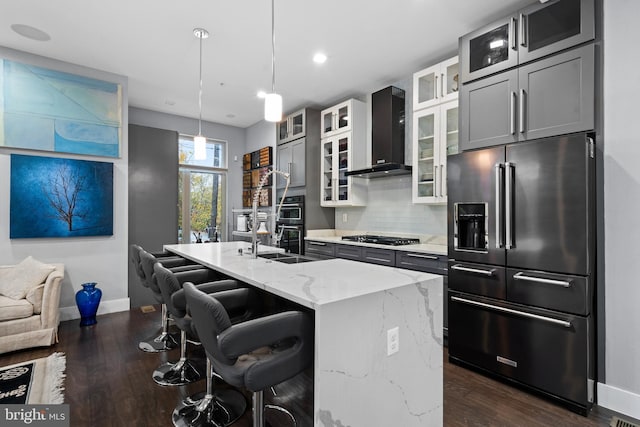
[258,253,318,264]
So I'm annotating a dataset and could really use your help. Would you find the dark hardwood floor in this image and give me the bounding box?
[0,307,635,426]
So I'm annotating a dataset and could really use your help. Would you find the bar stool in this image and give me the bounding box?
[138,248,213,353]
[184,282,313,427]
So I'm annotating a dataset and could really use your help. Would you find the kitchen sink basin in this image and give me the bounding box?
[258,253,318,264]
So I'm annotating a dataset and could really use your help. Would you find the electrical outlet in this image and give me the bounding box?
[342,213,348,223]
[387,327,399,356]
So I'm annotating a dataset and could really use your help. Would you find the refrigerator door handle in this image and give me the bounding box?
[451,264,496,277]
[505,162,514,249]
[513,272,572,288]
[495,163,504,248]
[451,296,572,328]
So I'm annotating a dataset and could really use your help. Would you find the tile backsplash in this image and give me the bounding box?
[335,175,447,236]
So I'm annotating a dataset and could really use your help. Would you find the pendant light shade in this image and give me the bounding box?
[193,27,209,160]
[264,0,282,122]
[193,135,207,159]
[264,93,282,122]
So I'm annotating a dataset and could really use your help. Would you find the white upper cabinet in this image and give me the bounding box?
[413,56,459,111]
[321,99,364,139]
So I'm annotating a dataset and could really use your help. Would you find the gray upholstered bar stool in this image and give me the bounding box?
[138,248,213,353]
[151,263,240,388]
[184,282,313,427]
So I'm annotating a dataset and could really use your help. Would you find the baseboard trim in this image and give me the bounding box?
[59,298,130,322]
[598,382,640,420]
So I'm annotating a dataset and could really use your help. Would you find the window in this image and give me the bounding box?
[178,135,227,243]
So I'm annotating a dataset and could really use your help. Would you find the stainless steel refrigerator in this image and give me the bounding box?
[446,132,596,415]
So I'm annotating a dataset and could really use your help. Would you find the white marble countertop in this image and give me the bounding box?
[305,229,448,256]
[164,241,442,310]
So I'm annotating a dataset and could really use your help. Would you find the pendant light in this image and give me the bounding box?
[264,0,282,122]
[193,28,209,160]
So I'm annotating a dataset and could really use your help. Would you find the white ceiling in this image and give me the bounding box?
[1,0,531,128]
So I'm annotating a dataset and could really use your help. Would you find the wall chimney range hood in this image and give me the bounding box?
[346,86,411,179]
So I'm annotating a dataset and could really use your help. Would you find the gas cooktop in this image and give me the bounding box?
[341,235,420,246]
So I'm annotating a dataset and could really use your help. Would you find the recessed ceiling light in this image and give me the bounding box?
[313,53,327,64]
[257,91,267,98]
[226,114,236,119]
[11,24,51,41]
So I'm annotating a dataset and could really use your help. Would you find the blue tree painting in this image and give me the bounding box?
[10,154,113,238]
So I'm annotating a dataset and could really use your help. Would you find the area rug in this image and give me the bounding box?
[0,352,65,404]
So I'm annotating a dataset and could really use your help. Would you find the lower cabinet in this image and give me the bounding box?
[335,244,362,261]
[361,247,396,266]
[304,241,335,259]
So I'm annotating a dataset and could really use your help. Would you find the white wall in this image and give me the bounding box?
[598,0,640,419]
[0,47,129,320]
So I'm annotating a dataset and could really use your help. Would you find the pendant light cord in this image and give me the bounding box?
[198,32,203,136]
[271,0,276,93]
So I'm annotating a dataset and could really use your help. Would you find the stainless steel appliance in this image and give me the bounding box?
[446,132,596,415]
[341,235,420,246]
[276,195,304,255]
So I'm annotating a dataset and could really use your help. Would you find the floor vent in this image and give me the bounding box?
[611,416,640,427]
[140,305,156,313]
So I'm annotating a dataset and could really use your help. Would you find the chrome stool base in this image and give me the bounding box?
[152,359,202,386]
[138,330,179,353]
[173,389,247,427]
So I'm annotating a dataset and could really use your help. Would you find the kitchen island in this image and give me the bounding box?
[165,241,443,426]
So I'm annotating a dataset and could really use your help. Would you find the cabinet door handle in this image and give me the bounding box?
[519,89,526,134]
[407,253,439,260]
[451,264,495,276]
[441,163,446,197]
[519,13,527,47]
[510,91,517,135]
[441,73,445,98]
[288,162,293,176]
[434,75,438,99]
[434,165,439,197]
[513,272,571,288]
[309,241,327,247]
[510,17,517,50]
[333,178,337,201]
[365,256,392,263]
[451,296,572,328]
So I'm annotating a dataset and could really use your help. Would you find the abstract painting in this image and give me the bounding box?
[0,59,121,157]
[10,154,113,238]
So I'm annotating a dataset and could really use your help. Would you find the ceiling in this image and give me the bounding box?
[2,0,531,129]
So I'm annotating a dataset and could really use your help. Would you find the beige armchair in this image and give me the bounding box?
[0,263,64,354]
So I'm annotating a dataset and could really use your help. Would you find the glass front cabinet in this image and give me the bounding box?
[278,109,306,144]
[321,134,366,207]
[412,100,458,204]
[413,56,459,111]
[321,99,355,139]
[459,0,595,84]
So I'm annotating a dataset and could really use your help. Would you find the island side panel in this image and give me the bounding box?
[314,277,443,426]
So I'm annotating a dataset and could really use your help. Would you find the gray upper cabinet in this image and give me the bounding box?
[459,0,595,84]
[278,109,306,145]
[460,43,594,150]
[276,138,306,188]
[460,69,519,150]
[518,44,594,141]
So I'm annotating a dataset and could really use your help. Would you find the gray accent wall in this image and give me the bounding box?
[128,124,179,307]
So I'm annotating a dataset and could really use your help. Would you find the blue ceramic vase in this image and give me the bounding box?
[75,282,102,326]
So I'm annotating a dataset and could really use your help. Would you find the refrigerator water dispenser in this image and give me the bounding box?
[455,203,488,251]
